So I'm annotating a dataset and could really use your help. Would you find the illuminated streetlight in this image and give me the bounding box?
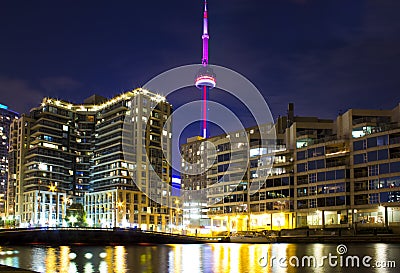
[49,184,57,192]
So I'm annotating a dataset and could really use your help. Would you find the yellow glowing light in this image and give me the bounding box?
[114,246,127,273]
[45,248,57,273]
[326,150,349,156]
[49,184,57,192]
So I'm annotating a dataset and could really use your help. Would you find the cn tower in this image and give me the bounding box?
[195,0,216,139]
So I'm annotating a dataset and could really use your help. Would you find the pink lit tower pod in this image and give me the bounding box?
[195,0,216,139]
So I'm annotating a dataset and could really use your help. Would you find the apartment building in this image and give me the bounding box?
[181,103,400,232]
[0,104,19,216]
[7,89,173,230]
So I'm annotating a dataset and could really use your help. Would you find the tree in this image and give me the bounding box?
[66,203,87,227]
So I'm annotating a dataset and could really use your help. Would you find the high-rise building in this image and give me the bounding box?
[181,103,400,233]
[181,136,212,230]
[7,89,173,230]
[85,90,172,230]
[0,103,19,216]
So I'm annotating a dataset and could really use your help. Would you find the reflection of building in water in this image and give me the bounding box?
[181,102,400,232]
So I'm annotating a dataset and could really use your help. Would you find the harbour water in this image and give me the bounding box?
[0,243,399,273]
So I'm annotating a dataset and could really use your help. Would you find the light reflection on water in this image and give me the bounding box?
[0,243,399,273]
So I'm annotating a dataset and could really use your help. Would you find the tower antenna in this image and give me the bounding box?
[195,0,216,138]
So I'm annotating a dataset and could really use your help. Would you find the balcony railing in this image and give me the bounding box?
[352,116,391,126]
[390,136,400,144]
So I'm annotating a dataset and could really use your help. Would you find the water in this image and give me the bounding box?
[0,243,399,273]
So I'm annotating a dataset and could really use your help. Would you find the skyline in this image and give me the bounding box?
[1,0,400,123]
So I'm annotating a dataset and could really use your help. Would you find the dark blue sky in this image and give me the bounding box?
[1,0,400,123]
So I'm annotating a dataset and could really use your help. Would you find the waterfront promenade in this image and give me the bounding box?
[1,227,400,245]
[0,265,37,272]
[0,227,204,246]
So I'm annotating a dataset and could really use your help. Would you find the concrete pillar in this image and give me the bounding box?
[270,213,273,230]
[353,209,358,235]
[385,206,389,229]
[322,210,325,228]
[293,212,297,229]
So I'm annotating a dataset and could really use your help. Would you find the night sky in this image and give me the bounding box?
[1,0,400,123]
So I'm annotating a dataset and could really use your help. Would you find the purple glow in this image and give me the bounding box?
[196,0,215,138]
[203,85,207,138]
[201,1,209,66]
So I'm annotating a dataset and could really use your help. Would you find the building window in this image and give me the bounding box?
[369,179,379,190]
[317,172,325,182]
[335,169,345,179]
[367,151,377,161]
[378,149,389,160]
[297,163,307,173]
[379,163,389,174]
[377,135,388,146]
[354,154,365,164]
[368,165,379,176]
[309,173,317,183]
[326,171,335,180]
[369,193,379,204]
[390,162,400,173]
[367,137,377,148]
[353,140,365,151]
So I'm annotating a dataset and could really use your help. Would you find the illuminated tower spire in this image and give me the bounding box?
[202,0,209,66]
[195,0,216,138]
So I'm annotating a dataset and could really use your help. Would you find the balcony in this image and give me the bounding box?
[352,116,390,126]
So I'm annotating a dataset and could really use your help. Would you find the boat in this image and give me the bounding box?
[229,231,277,243]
